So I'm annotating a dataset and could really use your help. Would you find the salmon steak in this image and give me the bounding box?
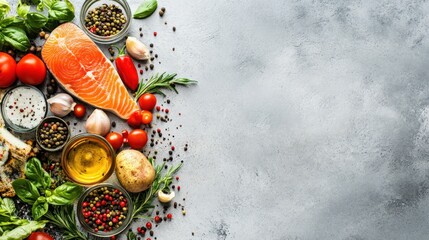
[42,22,139,119]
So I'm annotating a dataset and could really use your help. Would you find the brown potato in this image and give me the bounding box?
[115,149,155,192]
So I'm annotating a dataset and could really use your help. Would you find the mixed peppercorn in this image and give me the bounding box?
[38,120,68,149]
[85,4,127,37]
[81,186,129,233]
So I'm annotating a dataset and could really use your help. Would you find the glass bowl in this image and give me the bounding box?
[61,133,116,185]
[80,0,132,44]
[77,183,133,237]
[1,85,47,133]
[36,116,70,152]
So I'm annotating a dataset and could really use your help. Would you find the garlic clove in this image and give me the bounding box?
[85,109,111,136]
[126,36,150,61]
[158,190,175,203]
[47,93,76,117]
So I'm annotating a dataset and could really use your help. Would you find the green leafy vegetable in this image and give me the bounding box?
[13,158,82,220]
[12,179,39,204]
[25,12,48,32]
[0,221,47,240]
[25,158,51,191]
[135,72,197,100]
[131,160,182,219]
[31,197,48,220]
[0,0,10,19]
[2,26,30,51]
[0,197,47,239]
[47,182,82,205]
[17,2,29,17]
[44,205,88,240]
[48,1,74,22]
[133,0,157,19]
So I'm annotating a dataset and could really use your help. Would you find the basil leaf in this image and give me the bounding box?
[48,1,74,22]
[1,198,15,215]
[1,16,24,28]
[11,179,40,204]
[133,0,157,19]
[0,220,47,240]
[43,17,59,31]
[24,158,51,190]
[47,182,82,205]
[0,0,10,19]
[31,197,48,220]
[17,3,29,17]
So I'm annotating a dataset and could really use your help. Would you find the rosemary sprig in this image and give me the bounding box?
[43,205,89,240]
[135,72,197,99]
[131,160,182,220]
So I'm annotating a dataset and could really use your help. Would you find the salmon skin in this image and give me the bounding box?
[42,22,139,119]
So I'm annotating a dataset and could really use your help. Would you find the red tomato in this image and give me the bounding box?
[28,232,54,240]
[141,110,153,124]
[138,93,157,111]
[105,132,123,151]
[128,129,148,149]
[0,53,16,88]
[73,104,86,118]
[127,110,142,128]
[16,53,46,85]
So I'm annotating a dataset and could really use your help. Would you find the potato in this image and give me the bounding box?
[115,149,155,193]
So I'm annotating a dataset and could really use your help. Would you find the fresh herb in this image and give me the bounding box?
[133,0,157,19]
[0,197,48,239]
[127,230,137,240]
[44,205,89,240]
[12,157,83,220]
[131,159,182,219]
[135,72,197,100]
[0,0,75,51]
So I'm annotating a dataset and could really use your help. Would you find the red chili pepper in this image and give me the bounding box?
[113,45,139,91]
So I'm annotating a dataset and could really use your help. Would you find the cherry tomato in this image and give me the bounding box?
[16,53,46,85]
[73,104,86,118]
[141,110,153,124]
[127,110,142,128]
[28,232,54,240]
[138,93,157,111]
[105,132,123,151]
[0,52,16,88]
[128,129,148,149]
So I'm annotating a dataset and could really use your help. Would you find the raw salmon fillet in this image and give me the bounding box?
[42,22,139,119]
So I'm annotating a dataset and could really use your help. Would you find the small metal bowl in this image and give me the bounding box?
[61,133,116,186]
[1,85,47,133]
[79,0,132,44]
[36,116,70,152]
[77,183,133,237]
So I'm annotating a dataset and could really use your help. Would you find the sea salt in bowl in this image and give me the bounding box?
[1,85,47,133]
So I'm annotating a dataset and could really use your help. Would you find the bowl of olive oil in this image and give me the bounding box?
[61,133,115,185]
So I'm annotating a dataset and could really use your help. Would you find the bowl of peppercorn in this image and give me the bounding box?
[80,0,132,44]
[36,116,70,152]
[77,183,134,237]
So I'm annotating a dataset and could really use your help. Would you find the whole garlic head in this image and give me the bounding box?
[85,109,111,136]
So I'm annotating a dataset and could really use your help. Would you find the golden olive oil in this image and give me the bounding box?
[62,136,114,185]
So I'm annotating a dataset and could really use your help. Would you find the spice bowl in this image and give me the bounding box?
[79,0,132,44]
[77,183,133,237]
[61,133,116,186]
[36,116,70,152]
[1,85,47,133]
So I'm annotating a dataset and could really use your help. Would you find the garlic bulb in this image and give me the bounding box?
[85,109,111,136]
[47,93,76,117]
[126,36,150,61]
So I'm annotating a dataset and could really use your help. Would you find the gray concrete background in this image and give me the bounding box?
[10,0,429,239]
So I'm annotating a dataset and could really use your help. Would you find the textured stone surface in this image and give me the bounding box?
[9,0,429,239]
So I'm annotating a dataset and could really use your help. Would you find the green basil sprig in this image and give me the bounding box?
[133,0,157,19]
[12,158,83,220]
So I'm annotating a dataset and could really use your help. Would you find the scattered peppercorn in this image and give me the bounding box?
[173,27,176,32]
